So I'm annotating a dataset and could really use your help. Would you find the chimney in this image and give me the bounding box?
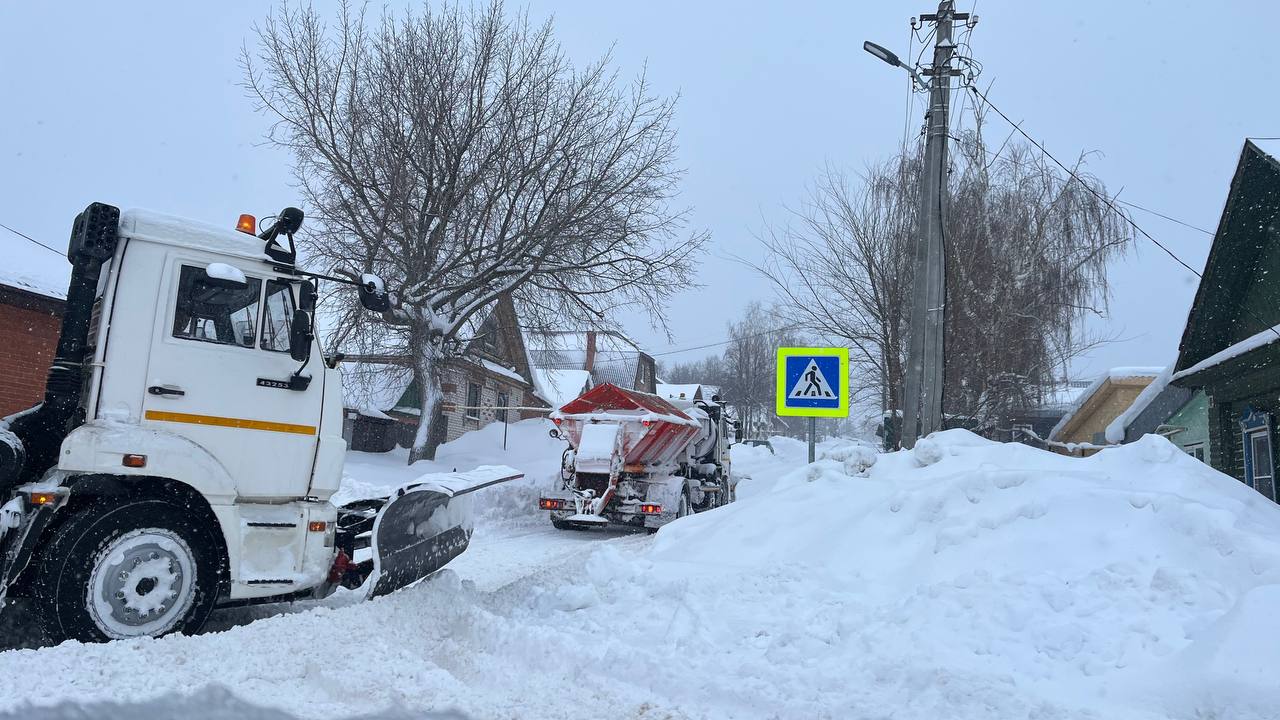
[584,331,597,371]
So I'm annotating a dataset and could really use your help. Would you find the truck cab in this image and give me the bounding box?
[0,203,363,641]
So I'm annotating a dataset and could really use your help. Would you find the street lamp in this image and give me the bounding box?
[863,40,928,90]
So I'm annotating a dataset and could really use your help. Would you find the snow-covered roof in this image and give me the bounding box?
[0,266,66,300]
[1048,366,1163,441]
[1249,138,1280,163]
[657,383,703,401]
[531,368,592,409]
[1172,323,1280,382]
[477,358,527,384]
[340,361,413,417]
[1103,365,1174,443]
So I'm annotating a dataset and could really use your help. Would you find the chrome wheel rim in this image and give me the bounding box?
[86,528,196,639]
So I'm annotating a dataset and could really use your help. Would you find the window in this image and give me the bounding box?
[1184,443,1206,462]
[496,391,509,423]
[172,265,261,347]
[465,383,481,421]
[1249,430,1274,492]
[260,280,296,353]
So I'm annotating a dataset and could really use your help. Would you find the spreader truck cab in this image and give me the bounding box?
[0,202,518,643]
[540,384,736,532]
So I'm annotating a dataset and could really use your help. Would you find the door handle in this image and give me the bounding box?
[148,385,185,397]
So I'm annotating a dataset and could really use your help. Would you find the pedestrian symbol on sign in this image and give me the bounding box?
[788,359,835,399]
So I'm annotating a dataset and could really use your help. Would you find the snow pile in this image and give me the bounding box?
[4,428,1280,718]
[541,430,1280,718]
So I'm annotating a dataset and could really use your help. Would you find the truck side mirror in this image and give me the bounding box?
[734,420,743,442]
[289,309,313,363]
[298,280,317,312]
[358,273,390,313]
[203,262,248,289]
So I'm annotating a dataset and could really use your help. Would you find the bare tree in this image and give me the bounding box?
[754,124,1129,441]
[659,303,803,439]
[754,160,916,417]
[718,303,803,438]
[244,1,706,461]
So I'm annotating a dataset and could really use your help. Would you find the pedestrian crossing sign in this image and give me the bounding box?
[775,347,849,417]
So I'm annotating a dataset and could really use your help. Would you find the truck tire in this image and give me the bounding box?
[30,498,220,643]
[676,487,692,518]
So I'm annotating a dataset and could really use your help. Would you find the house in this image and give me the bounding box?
[1046,367,1163,456]
[0,270,65,417]
[1169,139,1280,502]
[1099,365,1209,462]
[524,329,657,396]
[339,296,657,452]
[655,383,719,403]
[341,296,545,452]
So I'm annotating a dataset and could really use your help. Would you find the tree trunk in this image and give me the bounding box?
[408,343,445,464]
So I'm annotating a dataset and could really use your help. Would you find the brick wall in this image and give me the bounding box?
[0,287,64,417]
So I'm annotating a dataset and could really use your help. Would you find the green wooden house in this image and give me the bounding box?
[1170,139,1280,502]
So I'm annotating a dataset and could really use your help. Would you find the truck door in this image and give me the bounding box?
[140,259,321,499]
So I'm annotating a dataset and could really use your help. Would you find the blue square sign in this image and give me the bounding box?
[775,347,849,417]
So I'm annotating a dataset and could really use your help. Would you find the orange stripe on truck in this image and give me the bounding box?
[143,410,317,436]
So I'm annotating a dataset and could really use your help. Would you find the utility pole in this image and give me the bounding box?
[899,1,966,448]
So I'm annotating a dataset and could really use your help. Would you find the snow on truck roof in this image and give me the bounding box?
[120,208,272,260]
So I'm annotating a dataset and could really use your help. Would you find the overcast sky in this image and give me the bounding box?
[1,1,1274,381]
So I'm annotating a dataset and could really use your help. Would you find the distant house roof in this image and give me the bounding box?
[531,368,592,409]
[1173,139,1280,385]
[1048,367,1163,443]
[0,267,66,301]
[522,328,654,394]
[1101,365,1199,444]
[656,383,718,404]
[340,360,414,419]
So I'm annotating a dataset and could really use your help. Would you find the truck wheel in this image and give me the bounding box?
[676,488,692,518]
[31,499,220,643]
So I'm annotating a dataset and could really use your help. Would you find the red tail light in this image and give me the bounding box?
[552,417,563,426]
[640,503,662,515]
[539,498,565,510]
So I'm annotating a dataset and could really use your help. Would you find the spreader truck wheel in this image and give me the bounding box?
[30,499,220,643]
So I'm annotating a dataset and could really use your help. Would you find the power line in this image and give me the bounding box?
[966,84,1205,279]
[966,83,1280,343]
[0,221,61,256]
[945,132,1215,236]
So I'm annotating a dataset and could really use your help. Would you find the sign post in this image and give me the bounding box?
[775,347,851,463]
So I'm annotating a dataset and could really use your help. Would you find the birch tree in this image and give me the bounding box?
[245,1,706,461]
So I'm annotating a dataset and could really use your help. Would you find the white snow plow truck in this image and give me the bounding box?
[0,202,520,643]
[539,383,736,532]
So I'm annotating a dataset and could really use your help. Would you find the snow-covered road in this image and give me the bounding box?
[4,421,1280,719]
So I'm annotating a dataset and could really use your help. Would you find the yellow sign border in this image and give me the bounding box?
[775,347,850,418]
